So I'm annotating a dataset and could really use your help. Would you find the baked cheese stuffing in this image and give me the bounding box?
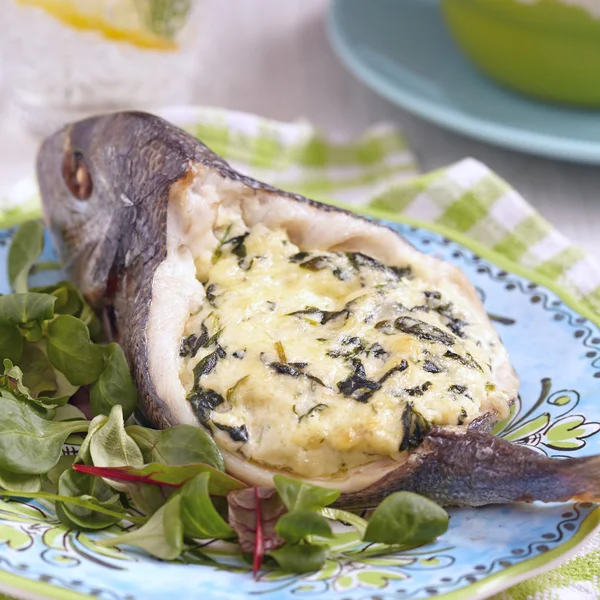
[179,216,510,478]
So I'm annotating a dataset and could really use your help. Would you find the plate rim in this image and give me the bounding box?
[434,507,600,600]
[0,574,88,600]
[327,0,600,165]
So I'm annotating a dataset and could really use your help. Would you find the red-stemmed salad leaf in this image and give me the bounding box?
[227,487,286,576]
[73,462,244,492]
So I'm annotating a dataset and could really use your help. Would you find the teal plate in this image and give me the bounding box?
[0,218,599,600]
[328,0,600,163]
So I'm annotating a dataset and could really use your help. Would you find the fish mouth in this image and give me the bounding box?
[145,161,519,493]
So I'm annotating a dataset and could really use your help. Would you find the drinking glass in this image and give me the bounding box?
[1,0,203,136]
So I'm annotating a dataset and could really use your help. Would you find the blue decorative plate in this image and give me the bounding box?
[0,218,598,600]
[328,0,600,164]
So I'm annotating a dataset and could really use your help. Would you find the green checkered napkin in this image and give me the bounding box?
[1,106,599,599]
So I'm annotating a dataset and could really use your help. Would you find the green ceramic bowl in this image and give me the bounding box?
[441,0,600,107]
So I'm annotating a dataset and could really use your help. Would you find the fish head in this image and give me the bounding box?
[36,111,196,308]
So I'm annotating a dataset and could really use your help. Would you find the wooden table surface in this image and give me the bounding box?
[0,0,598,259]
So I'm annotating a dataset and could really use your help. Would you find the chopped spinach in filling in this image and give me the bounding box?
[179,221,510,478]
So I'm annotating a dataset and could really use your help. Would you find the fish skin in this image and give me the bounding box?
[338,427,600,508]
[37,111,600,508]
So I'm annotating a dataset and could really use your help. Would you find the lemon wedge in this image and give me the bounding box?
[15,0,183,50]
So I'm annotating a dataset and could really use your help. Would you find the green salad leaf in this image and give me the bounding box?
[53,403,87,421]
[46,315,105,385]
[0,389,89,474]
[8,219,45,293]
[0,323,23,363]
[79,304,102,341]
[2,359,68,417]
[275,510,333,543]
[179,473,234,539]
[97,495,184,560]
[18,343,58,398]
[89,405,144,470]
[57,468,123,530]
[130,480,175,516]
[363,491,449,545]
[126,424,225,470]
[270,542,327,573]
[33,281,83,316]
[273,475,340,511]
[0,467,41,492]
[33,281,102,339]
[50,360,80,399]
[91,344,138,419]
[53,411,126,529]
[0,293,56,326]
[77,414,108,459]
[45,455,76,489]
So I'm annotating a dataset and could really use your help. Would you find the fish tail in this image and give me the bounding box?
[557,454,600,503]
[338,429,600,509]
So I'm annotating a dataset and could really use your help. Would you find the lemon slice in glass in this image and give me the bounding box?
[15,0,192,50]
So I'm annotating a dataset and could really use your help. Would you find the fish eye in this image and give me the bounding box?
[62,150,93,200]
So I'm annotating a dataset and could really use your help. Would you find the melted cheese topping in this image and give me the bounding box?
[179,217,511,478]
